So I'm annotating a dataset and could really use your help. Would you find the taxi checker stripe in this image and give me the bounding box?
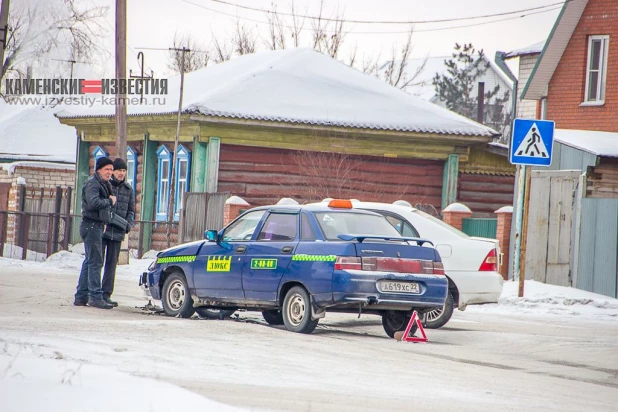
[292,254,337,261]
[208,256,232,262]
[156,256,196,264]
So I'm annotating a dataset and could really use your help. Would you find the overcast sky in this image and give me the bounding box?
[79,0,562,78]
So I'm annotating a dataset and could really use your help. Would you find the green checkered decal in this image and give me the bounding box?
[156,255,196,264]
[292,254,337,262]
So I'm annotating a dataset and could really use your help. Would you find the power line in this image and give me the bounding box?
[136,46,210,54]
[180,0,562,35]
[208,0,571,25]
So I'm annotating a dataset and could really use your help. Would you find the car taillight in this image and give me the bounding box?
[479,248,498,272]
[432,261,445,275]
[335,256,443,274]
[334,257,362,270]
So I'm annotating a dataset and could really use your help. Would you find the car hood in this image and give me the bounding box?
[158,240,206,257]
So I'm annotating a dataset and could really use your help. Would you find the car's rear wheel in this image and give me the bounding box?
[382,310,416,338]
[424,291,454,329]
[262,310,284,325]
[161,272,195,318]
[282,286,319,334]
[195,308,237,319]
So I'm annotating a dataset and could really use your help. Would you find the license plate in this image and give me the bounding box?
[377,281,420,294]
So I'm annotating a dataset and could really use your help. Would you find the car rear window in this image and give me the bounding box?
[314,212,401,240]
[413,210,470,238]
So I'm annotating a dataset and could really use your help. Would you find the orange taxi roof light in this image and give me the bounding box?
[328,199,353,208]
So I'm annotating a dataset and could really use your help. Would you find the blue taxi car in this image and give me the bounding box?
[140,200,448,337]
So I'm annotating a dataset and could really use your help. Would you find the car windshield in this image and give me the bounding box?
[314,211,401,240]
[413,210,470,238]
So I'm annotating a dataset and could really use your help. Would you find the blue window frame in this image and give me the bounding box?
[174,145,191,219]
[156,145,172,222]
[93,146,108,168]
[155,144,191,222]
[126,146,137,192]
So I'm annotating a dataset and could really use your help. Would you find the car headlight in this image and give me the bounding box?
[147,260,157,271]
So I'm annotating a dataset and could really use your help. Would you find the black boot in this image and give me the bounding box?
[104,297,119,307]
[87,298,113,309]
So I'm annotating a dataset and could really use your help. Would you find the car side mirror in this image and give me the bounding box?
[205,230,218,241]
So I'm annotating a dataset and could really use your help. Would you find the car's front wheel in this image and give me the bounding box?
[282,286,319,334]
[161,272,195,318]
[382,310,416,338]
[424,291,454,329]
[195,308,237,319]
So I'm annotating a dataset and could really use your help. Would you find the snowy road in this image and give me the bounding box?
[1,261,618,411]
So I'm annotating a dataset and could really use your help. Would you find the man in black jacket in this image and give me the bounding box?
[101,158,135,307]
[74,157,117,309]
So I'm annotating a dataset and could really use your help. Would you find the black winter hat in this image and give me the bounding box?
[95,156,114,171]
[113,157,128,170]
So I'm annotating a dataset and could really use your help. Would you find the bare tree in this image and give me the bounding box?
[289,0,306,48]
[1,0,108,86]
[167,32,209,74]
[211,34,233,63]
[263,2,286,50]
[310,0,346,59]
[232,18,257,56]
[379,28,426,90]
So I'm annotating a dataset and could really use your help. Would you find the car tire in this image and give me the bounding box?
[381,310,416,338]
[282,286,319,334]
[161,272,195,318]
[424,291,454,329]
[195,308,237,319]
[262,310,284,325]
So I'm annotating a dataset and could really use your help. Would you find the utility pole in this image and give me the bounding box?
[115,0,127,160]
[166,47,189,248]
[0,0,10,78]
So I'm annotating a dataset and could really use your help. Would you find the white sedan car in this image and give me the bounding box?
[350,201,504,329]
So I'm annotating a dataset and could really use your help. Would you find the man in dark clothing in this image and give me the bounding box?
[101,158,135,307]
[74,156,117,310]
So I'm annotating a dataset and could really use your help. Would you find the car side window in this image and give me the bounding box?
[257,213,298,241]
[301,213,316,240]
[223,210,266,241]
[384,215,419,238]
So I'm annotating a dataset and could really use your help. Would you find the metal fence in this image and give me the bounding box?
[0,211,183,261]
[462,218,498,239]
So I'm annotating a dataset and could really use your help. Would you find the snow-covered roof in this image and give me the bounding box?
[57,48,498,137]
[505,41,545,59]
[0,101,77,164]
[555,129,618,158]
[1,161,75,175]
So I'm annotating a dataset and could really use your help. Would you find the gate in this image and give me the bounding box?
[179,192,229,243]
[525,170,581,286]
[462,218,497,238]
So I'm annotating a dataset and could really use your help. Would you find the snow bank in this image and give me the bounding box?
[0,355,243,412]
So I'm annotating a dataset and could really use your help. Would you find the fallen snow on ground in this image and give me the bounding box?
[1,253,617,321]
[0,355,243,412]
[467,279,618,320]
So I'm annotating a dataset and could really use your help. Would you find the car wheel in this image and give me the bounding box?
[424,291,454,329]
[262,309,284,325]
[161,272,195,318]
[282,286,319,334]
[381,310,416,338]
[195,308,237,319]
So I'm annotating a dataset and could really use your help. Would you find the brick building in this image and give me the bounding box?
[517,0,618,297]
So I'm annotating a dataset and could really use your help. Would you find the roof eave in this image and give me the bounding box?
[521,0,589,100]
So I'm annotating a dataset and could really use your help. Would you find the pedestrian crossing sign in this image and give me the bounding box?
[510,118,555,166]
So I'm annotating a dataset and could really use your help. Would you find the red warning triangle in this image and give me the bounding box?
[402,311,428,343]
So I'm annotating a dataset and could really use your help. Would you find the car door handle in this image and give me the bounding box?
[280,246,293,253]
[235,246,247,253]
